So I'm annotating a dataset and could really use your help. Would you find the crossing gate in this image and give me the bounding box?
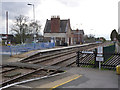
[102,45,120,69]
[76,50,97,68]
[76,49,120,69]
[103,45,115,62]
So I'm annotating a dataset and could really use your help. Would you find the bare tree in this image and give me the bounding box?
[29,20,41,42]
[11,15,42,44]
[11,15,29,44]
[29,20,41,35]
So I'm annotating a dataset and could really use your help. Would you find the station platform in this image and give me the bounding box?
[2,46,63,64]
[2,43,96,64]
[8,67,119,89]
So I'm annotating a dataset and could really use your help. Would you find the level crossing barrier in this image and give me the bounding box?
[76,47,120,69]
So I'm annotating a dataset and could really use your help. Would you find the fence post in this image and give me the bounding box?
[94,48,99,68]
[33,42,36,49]
[76,51,80,67]
[9,46,12,56]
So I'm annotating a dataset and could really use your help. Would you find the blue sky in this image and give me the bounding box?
[0,0,119,40]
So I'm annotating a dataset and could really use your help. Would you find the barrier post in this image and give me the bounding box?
[94,48,99,68]
[76,51,80,67]
[99,61,101,70]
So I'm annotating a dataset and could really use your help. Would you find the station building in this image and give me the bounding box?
[71,29,84,44]
[44,16,84,46]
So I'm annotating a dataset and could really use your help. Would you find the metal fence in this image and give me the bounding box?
[103,45,115,62]
[76,50,96,67]
[76,47,120,69]
[1,42,55,55]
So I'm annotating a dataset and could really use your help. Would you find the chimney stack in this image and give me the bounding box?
[51,15,60,33]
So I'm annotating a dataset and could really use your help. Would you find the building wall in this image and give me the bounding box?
[65,21,72,45]
[44,17,73,46]
[44,33,66,37]
[71,29,84,44]
[44,33,67,45]
[72,34,83,44]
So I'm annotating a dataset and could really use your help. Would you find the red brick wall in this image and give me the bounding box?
[51,17,60,33]
[71,30,84,44]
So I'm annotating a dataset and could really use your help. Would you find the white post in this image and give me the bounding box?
[27,3,36,43]
[99,61,101,70]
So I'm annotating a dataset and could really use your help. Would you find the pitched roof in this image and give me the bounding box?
[71,30,84,35]
[44,19,69,33]
[44,20,51,33]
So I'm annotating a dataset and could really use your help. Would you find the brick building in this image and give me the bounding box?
[71,29,84,44]
[44,16,72,46]
[44,16,84,46]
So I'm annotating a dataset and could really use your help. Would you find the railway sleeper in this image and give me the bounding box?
[21,49,77,63]
[33,52,76,64]
[50,55,76,66]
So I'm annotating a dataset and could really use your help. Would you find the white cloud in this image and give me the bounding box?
[34,0,119,40]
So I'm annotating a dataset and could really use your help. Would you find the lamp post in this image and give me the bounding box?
[27,3,35,21]
[27,3,36,43]
[6,11,8,45]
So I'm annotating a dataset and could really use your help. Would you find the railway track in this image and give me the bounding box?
[21,43,100,62]
[1,66,63,88]
[20,43,100,65]
[1,43,102,89]
[0,67,16,74]
[23,50,76,64]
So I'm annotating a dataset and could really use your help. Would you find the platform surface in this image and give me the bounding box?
[8,67,119,89]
